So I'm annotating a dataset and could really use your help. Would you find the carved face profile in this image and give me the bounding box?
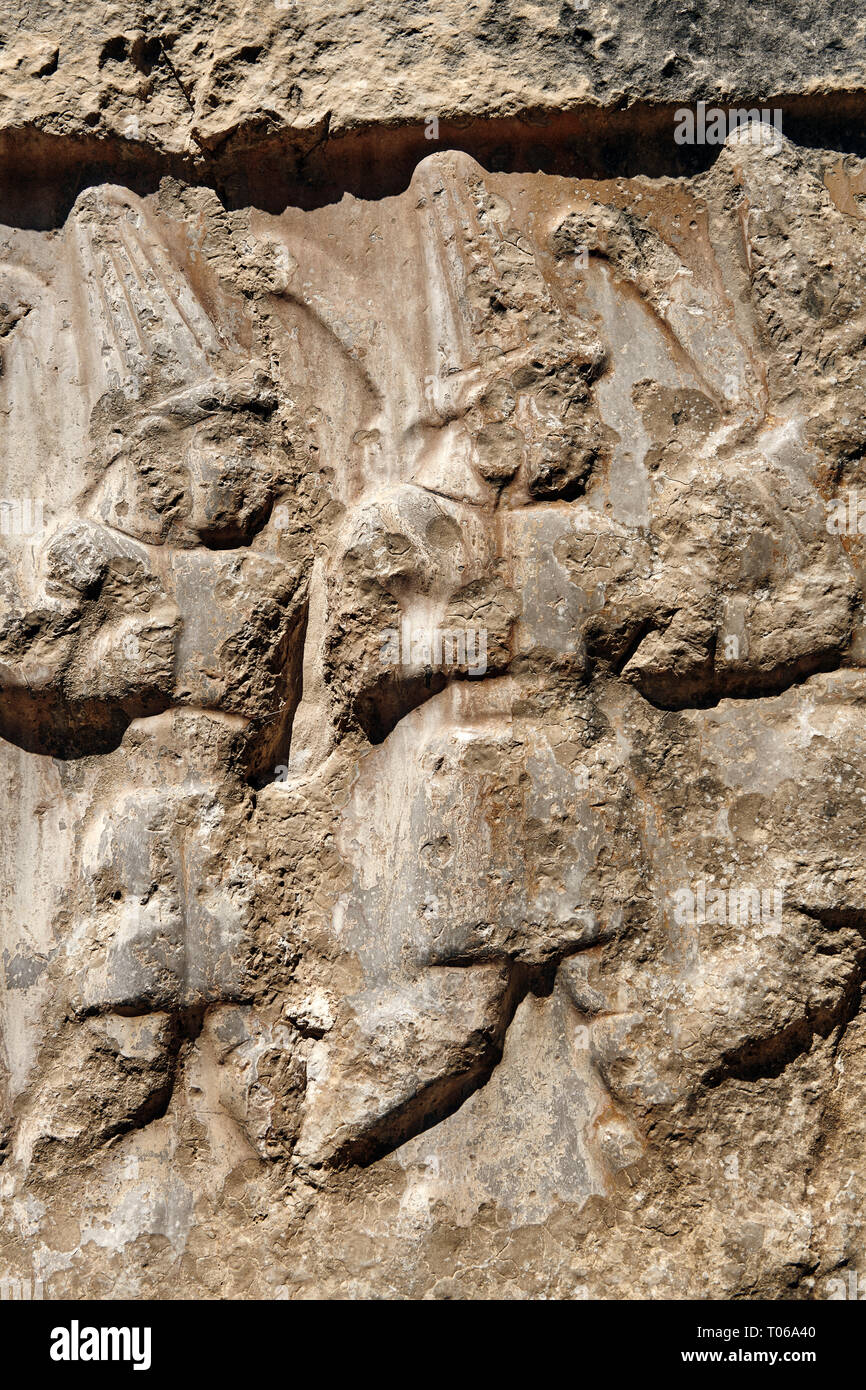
[88,375,292,549]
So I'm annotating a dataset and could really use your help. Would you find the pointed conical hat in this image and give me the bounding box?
[68,185,228,406]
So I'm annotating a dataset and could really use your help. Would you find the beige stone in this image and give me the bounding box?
[1,7,866,1299]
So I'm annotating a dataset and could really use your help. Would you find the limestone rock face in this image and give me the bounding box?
[1,0,865,158]
[2,3,866,1300]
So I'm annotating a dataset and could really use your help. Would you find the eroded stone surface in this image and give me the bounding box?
[2,117,866,1298]
[1,0,865,158]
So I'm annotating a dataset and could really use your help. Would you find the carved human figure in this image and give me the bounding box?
[267,140,866,1197]
[0,189,314,1166]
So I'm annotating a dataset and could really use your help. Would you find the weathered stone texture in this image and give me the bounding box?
[1,3,866,1300]
[2,0,866,153]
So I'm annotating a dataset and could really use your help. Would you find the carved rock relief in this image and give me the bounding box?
[2,127,866,1296]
